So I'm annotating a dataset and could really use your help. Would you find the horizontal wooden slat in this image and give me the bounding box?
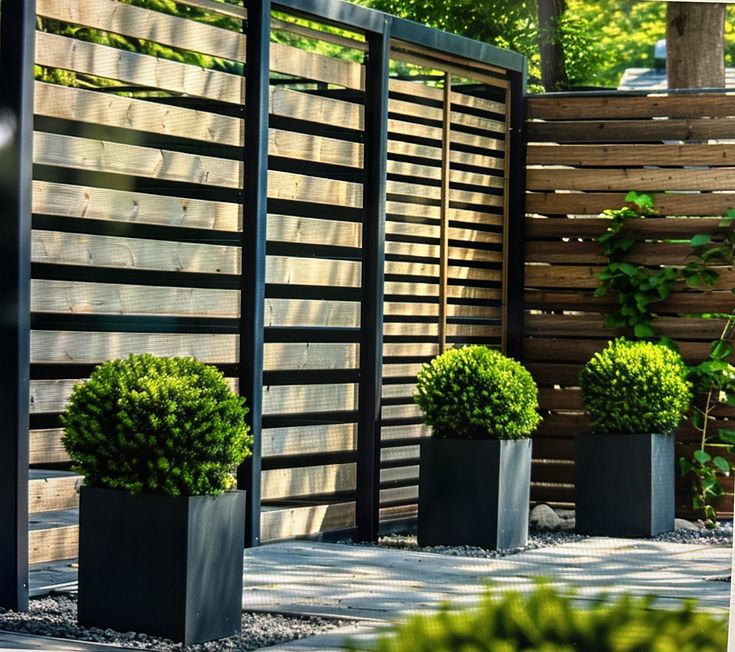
[270,170,362,208]
[525,215,725,239]
[524,264,735,290]
[527,191,735,216]
[29,474,81,513]
[32,230,240,275]
[35,82,242,146]
[34,180,241,231]
[528,167,735,192]
[30,331,237,364]
[29,525,78,564]
[271,86,363,129]
[36,32,243,103]
[525,313,730,340]
[38,0,245,62]
[268,255,361,287]
[528,117,735,143]
[524,288,735,313]
[262,383,358,416]
[263,343,359,371]
[262,423,356,458]
[271,42,364,90]
[261,502,355,542]
[528,144,735,167]
[262,463,356,501]
[30,429,68,464]
[527,94,735,121]
[31,280,239,317]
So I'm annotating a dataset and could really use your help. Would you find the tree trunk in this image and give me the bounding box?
[538,0,569,91]
[667,2,725,89]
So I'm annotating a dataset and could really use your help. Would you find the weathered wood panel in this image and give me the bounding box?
[525,91,735,513]
[35,32,244,103]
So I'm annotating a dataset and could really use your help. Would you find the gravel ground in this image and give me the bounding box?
[0,594,346,651]
[353,520,733,558]
[651,520,733,545]
[349,530,587,559]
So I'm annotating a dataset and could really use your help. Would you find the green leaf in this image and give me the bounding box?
[718,429,735,444]
[710,340,733,361]
[690,233,712,248]
[694,449,712,464]
[619,262,639,277]
[679,457,694,475]
[633,323,655,338]
[713,456,731,474]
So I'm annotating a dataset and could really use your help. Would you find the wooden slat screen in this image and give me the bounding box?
[27,0,519,563]
[30,0,247,561]
[380,52,512,526]
[259,14,368,541]
[525,91,735,516]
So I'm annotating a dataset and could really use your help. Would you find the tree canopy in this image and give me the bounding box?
[366,0,735,90]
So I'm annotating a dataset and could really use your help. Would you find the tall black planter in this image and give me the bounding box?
[575,432,674,537]
[418,438,532,550]
[78,487,246,645]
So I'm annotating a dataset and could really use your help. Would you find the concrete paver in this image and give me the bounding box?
[2,537,730,651]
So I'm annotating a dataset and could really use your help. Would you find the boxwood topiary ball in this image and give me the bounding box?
[579,338,692,435]
[61,353,252,496]
[413,345,541,440]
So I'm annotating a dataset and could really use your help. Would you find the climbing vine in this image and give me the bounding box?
[595,191,735,525]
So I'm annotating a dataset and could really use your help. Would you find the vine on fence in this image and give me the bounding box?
[595,191,735,525]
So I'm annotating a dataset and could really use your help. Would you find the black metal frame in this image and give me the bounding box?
[0,0,527,606]
[356,23,391,542]
[0,0,35,612]
[238,0,271,548]
[505,66,529,360]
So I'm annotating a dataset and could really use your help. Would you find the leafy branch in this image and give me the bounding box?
[595,192,735,525]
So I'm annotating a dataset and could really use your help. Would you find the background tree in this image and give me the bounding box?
[366,0,735,91]
[538,0,569,90]
[667,2,725,89]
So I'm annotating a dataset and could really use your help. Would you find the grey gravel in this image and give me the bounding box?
[349,520,733,558]
[0,594,346,651]
[650,520,733,546]
[345,530,586,559]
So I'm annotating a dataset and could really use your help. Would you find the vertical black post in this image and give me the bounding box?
[238,0,270,548]
[503,66,528,361]
[356,19,390,542]
[0,0,34,611]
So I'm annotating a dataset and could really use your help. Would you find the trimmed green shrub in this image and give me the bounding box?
[580,338,692,435]
[414,345,541,439]
[351,584,728,652]
[61,354,252,496]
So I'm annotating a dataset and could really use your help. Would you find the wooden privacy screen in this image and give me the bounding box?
[525,92,735,515]
[27,0,518,565]
[379,50,512,524]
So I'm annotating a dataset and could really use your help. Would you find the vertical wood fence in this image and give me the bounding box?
[525,91,735,515]
[1,0,526,603]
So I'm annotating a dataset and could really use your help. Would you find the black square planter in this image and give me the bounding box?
[575,433,674,537]
[418,438,532,550]
[78,487,246,645]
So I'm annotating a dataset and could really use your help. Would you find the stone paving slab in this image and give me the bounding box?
[4,537,731,651]
[242,538,732,621]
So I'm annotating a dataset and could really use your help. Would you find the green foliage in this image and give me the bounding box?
[350,584,728,652]
[61,354,252,496]
[681,303,735,525]
[595,194,735,523]
[413,345,541,440]
[579,338,692,435]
